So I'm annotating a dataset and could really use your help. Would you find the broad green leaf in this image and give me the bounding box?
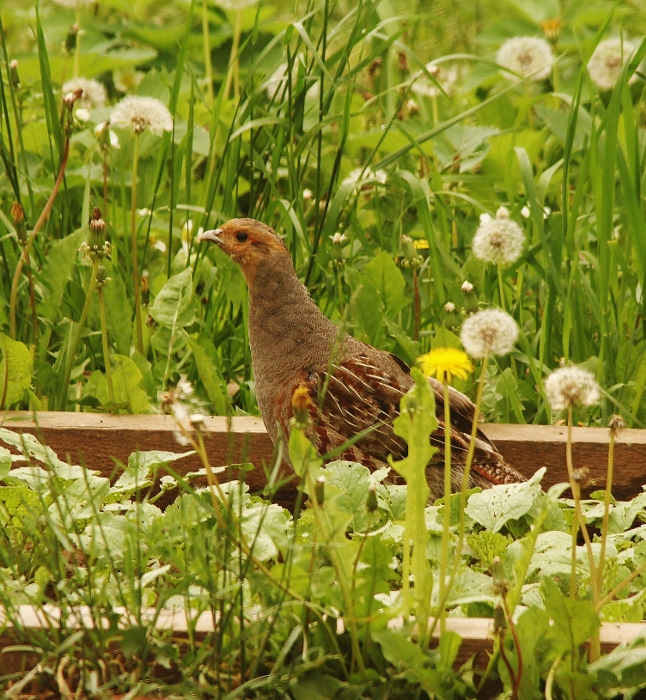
[465,467,546,532]
[112,355,154,413]
[542,576,600,653]
[0,334,33,409]
[111,450,194,496]
[150,267,195,329]
[361,251,410,317]
[103,268,132,355]
[186,335,229,415]
[37,229,85,324]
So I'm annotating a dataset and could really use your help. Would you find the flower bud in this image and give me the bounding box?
[11,202,26,244]
[140,274,150,307]
[291,384,312,426]
[64,24,78,54]
[315,476,325,506]
[9,60,20,89]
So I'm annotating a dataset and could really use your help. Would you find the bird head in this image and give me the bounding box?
[198,218,290,285]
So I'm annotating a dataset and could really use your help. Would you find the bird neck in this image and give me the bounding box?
[246,257,341,382]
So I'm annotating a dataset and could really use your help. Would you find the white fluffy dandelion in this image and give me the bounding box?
[588,38,637,91]
[460,308,519,358]
[216,0,258,9]
[411,63,460,99]
[110,96,173,135]
[472,209,525,264]
[497,36,554,81]
[51,0,94,8]
[63,77,107,109]
[342,167,387,189]
[544,366,600,412]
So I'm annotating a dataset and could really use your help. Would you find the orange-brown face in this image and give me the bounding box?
[198,218,288,285]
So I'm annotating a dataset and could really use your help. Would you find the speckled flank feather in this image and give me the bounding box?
[202,218,525,501]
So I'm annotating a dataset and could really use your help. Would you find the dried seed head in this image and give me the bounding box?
[572,467,591,488]
[63,77,107,109]
[544,366,600,412]
[460,308,519,358]
[11,202,24,224]
[608,414,626,437]
[497,36,555,81]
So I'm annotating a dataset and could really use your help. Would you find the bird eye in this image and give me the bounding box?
[235,231,249,242]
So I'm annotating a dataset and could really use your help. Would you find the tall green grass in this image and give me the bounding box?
[0,0,644,427]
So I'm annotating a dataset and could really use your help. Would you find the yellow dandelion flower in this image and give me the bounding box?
[418,347,474,383]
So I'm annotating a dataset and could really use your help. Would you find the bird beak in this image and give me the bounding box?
[198,228,223,245]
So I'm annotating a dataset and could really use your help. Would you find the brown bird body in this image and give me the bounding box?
[199,218,524,500]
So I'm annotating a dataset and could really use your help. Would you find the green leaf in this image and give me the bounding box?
[361,250,410,318]
[103,268,132,355]
[465,467,545,533]
[186,335,229,415]
[0,334,33,409]
[542,576,600,654]
[37,229,85,325]
[150,267,195,328]
[112,355,154,413]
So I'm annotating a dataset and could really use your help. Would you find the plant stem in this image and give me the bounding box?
[442,354,489,609]
[73,6,81,79]
[412,269,420,341]
[130,133,144,355]
[97,284,115,406]
[202,0,214,108]
[565,405,600,660]
[437,378,452,634]
[9,135,70,339]
[497,264,506,310]
[597,424,616,594]
[222,8,242,102]
[59,263,98,410]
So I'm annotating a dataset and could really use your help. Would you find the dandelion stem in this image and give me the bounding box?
[73,6,81,79]
[497,264,506,310]
[97,284,115,406]
[598,425,616,594]
[130,132,144,355]
[565,405,601,660]
[59,263,98,410]
[10,133,70,339]
[202,0,214,108]
[437,378,452,634]
[222,8,242,102]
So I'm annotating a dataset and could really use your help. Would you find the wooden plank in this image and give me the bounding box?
[0,607,644,672]
[1,413,645,504]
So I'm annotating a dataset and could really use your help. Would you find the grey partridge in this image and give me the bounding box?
[198,218,524,500]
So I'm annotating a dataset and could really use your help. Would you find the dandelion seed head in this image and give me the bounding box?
[497,36,554,81]
[460,308,519,358]
[110,95,173,135]
[63,77,107,109]
[51,0,94,8]
[411,63,460,99]
[342,167,387,189]
[544,366,600,412]
[472,210,525,265]
[216,0,258,9]
[588,38,637,91]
